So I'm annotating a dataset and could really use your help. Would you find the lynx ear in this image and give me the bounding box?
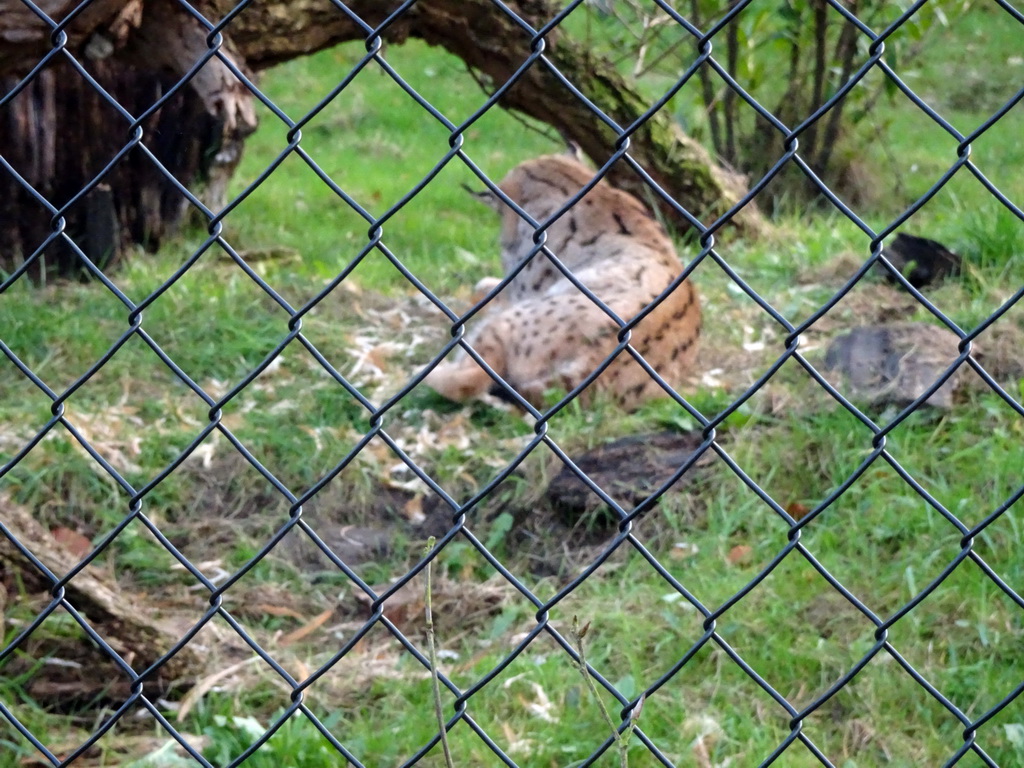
[462,182,502,211]
[564,141,588,164]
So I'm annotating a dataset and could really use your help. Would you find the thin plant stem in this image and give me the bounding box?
[424,536,455,768]
[571,616,642,768]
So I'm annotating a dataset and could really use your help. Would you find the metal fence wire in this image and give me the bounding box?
[3,0,1024,766]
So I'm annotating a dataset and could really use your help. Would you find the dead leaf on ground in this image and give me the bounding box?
[786,502,811,521]
[291,658,310,683]
[176,656,263,721]
[279,608,335,647]
[356,585,424,633]
[726,545,753,565]
[50,527,93,558]
[403,495,426,524]
[255,604,307,620]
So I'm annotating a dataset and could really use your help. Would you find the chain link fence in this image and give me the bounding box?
[2,0,1024,765]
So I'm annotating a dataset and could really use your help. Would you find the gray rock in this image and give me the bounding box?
[823,323,968,409]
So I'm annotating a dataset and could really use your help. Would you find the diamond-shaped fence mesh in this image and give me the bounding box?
[2,0,1024,765]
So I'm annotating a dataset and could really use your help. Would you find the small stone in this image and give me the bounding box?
[823,323,968,409]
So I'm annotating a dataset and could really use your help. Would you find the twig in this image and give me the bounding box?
[424,536,455,768]
[815,1,860,175]
[689,0,722,156]
[462,62,561,146]
[723,0,740,164]
[570,616,643,768]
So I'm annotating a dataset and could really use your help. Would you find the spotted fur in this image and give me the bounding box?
[425,153,701,410]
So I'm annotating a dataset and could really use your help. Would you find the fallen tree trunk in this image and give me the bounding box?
[0,495,201,701]
[1,0,765,278]
[228,1,766,237]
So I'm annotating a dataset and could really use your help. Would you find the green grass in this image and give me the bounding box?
[225,43,560,294]
[3,10,1024,768]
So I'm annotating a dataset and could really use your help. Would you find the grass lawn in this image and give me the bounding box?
[2,4,1023,767]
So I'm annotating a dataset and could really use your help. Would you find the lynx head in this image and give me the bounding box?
[467,150,659,267]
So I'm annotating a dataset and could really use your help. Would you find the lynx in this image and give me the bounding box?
[425,152,700,410]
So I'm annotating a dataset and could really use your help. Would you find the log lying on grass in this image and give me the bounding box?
[0,495,200,703]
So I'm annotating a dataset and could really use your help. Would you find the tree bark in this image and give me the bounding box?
[403,4,765,238]
[0,495,201,701]
[1,0,257,278]
[2,0,765,278]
